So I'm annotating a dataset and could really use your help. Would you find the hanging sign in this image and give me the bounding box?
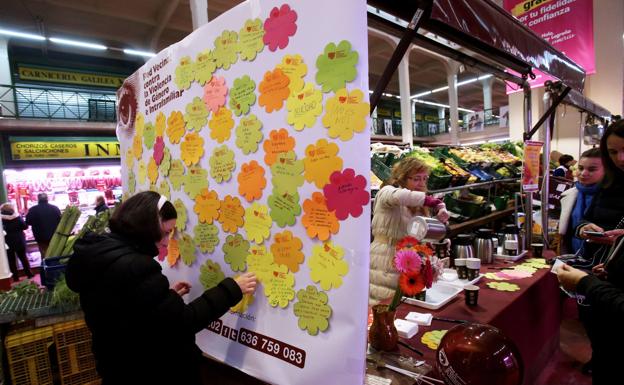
[522,140,543,192]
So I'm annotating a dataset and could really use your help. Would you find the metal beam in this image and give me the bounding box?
[150,0,183,50]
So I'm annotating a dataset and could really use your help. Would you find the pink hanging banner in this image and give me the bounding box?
[504,0,594,92]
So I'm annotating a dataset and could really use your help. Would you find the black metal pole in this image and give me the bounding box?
[523,86,571,141]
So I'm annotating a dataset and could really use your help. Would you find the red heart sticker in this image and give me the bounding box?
[273,271,279,277]
[328,52,336,59]
[324,244,331,252]
[286,58,292,64]
[247,26,252,32]
[339,96,347,103]
[298,93,304,100]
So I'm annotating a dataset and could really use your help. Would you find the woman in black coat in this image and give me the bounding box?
[66,191,256,385]
[1,203,33,281]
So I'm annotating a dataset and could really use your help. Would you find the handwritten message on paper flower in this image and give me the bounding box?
[276,54,307,93]
[209,145,236,183]
[127,171,136,194]
[487,282,520,292]
[199,259,225,289]
[157,180,171,200]
[263,128,296,166]
[293,285,331,336]
[286,82,323,130]
[229,75,256,116]
[159,147,171,176]
[322,88,369,141]
[268,188,301,228]
[179,233,197,266]
[235,114,263,154]
[166,111,185,144]
[214,30,239,70]
[195,49,217,85]
[238,160,267,202]
[244,203,272,244]
[126,148,135,169]
[137,160,147,185]
[155,111,166,137]
[135,113,145,137]
[184,97,209,132]
[132,134,143,160]
[323,168,369,220]
[180,132,205,166]
[231,287,255,313]
[203,76,228,113]
[315,40,358,93]
[169,159,186,191]
[194,223,220,253]
[184,165,209,199]
[303,139,343,189]
[223,234,250,272]
[309,241,348,290]
[194,188,221,224]
[153,136,165,165]
[167,238,180,267]
[218,195,245,233]
[238,18,265,61]
[143,122,156,149]
[271,151,304,192]
[271,230,304,272]
[209,107,234,143]
[266,264,295,308]
[174,199,188,231]
[258,68,290,113]
[263,4,298,52]
[174,56,195,90]
[247,244,274,283]
[302,192,340,241]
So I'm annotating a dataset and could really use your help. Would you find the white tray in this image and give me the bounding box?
[402,283,463,310]
[438,270,483,289]
[494,249,528,262]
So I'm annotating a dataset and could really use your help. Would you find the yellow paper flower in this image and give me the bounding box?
[155,111,166,137]
[147,157,159,185]
[132,134,143,160]
[303,139,343,189]
[166,111,185,144]
[276,54,307,93]
[209,106,235,143]
[322,88,369,141]
[286,82,323,130]
[244,203,272,244]
[265,263,295,308]
[180,132,205,166]
[308,241,348,290]
[194,188,221,224]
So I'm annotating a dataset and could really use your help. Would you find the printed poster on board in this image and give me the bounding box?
[522,141,543,192]
[115,1,370,384]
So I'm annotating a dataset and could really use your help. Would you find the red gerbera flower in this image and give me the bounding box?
[396,236,420,251]
[399,271,426,296]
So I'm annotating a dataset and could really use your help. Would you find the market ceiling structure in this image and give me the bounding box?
[0,0,509,113]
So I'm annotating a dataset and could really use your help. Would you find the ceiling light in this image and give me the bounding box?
[413,99,475,113]
[49,37,107,50]
[431,86,449,93]
[411,74,493,99]
[123,48,156,58]
[0,28,45,41]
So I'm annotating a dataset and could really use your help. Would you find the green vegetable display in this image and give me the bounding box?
[46,206,82,258]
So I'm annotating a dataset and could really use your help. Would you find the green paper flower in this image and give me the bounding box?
[194,223,220,253]
[293,285,331,336]
[315,40,359,93]
[184,97,209,132]
[199,259,225,290]
[235,114,263,154]
[214,30,239,70]
[179,233,197,266]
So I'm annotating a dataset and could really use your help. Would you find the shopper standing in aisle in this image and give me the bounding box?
[25,193,61,257]
[66,191,257,385]
[369,157,450,304]
[553,154,576,179]
[1,203,34,281]
[93,195,108,214]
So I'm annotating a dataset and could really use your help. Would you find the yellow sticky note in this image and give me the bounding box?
[308,241,348,291]
[286,82,323,130]
[276,54,307,93]
[209,106,235,143]
[244,203,272,244]
[265,263,295,308]
[247,244,274,283]
[180,132,205,166]
[194,188,221,224]
[303,139,343,189]
[322,88,369,141]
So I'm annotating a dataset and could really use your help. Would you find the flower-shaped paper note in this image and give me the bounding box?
[286,82,323,130]
[276,54,307,93]
[323,168,369,220]
[209,106,234,143]
[135,113,145,137]
[258,68,290,113]
[223,234,250,272]
[231,285,255,313]
[421,330,447,350]
[195,49,217,85]
[132,134,143,160]
[229,75,256,116]
[199,259,225,290]
[155,112,166,137]
[244,203,272,244]
[302,192,340,241]
[158,147,172,176]
[167,238,180,267]
[214,30,239,70]
[143,122,156,149]
[303,139,343,189]
[268,188,301,228]
[238,160,267,202]
[194,188,221,224]
[153,136,165,165]
[166,111,186,144]
[175,56,195,90]
[203,76,228,113]
[322,88,369,141]
[271,230,304,273]
[309,241,348,291]
[218,195,245,233]
[263,128,296,166]
[157,180,170,200]
[238,18,265,61]
[127,171,136,194]
[179,233,197,266]
[137,160,147,186]
[184,165,209,199]
[184,97,209,132]
[174,199,188,231]
[247,244,274,283]
[484,272,509,281]
[235,114,263,154]
[487,282,521,292]
[209,145,236,183]
[169,159,186,191]
[126,148,135,169]
[265,263,295,308]
[194,223,220,253]
[293,285,331,336]
[270,151,304,193]
[315,40,359,93]
[180,132,205,167]
[263,4,297,52]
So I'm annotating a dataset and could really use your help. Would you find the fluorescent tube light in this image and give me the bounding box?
[0,28,45,41]
[49,37,107,50]
[123,48,156,58]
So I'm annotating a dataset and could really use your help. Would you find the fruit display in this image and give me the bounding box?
[405,147,447,176]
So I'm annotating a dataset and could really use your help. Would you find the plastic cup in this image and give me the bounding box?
[464,284,479,306]
[466,258,481,280]
[455,258,468,280]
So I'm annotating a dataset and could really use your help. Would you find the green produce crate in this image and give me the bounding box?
[427,173,452,190]
[371,156,392,182]
[444,195,490,219]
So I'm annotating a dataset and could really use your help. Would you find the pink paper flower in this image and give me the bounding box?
[394,249,422,274]
[153,136,165,165]
[263,4,298,52]
[157,245,167,262]
[203,76,228,113]
[323,168,370,220]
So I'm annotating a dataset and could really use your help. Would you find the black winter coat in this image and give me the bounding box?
[25,202,61,243]
[1,214,27,250]
[66,233,242,385]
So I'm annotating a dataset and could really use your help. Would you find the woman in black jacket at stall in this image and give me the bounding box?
[66,191,256,385]
[1,203,33,281]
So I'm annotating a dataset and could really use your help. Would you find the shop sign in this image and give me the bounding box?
[9,140,120,161]
[17,65,126,88]
[522,140,543,192]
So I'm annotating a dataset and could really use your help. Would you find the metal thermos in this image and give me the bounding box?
[453,234,474,261]
[503,224,523,252]
[474,228,494,264]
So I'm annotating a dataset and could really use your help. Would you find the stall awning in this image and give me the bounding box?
[369,0,586,92]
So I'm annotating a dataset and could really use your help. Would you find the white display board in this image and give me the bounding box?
[115,1,370,384]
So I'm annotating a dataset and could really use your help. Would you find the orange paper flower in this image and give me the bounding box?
[237,160,267,202]
[167,238,180,267]
[166,111,186,144]
[302,192,340,241]
[271,230,305,273]
[194,188,221,224]
[263,128,296,166]
[258,68,291,113]
[218,195,245,233]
